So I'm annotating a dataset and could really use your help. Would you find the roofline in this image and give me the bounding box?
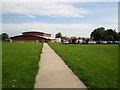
[22,31,51,35]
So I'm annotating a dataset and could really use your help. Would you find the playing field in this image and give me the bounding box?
[2,42,43,88]
[49,43,118,88]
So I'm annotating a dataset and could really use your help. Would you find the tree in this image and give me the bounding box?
[90,27,119,41]
[118,32,120,40]
[112,30,119,41]
[105,29,118,41]
[0,33,10,42]
[90,27,106,41]
[55,32,62,38]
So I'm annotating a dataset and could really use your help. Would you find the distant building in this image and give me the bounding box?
[56,38,61,43]
[10,31,51,42]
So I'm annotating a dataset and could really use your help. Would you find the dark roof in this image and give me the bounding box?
[22,31,51,35]
[10,35,51,40]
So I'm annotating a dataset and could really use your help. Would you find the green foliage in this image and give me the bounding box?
[0,33,10,42]
[49,43,118,88]
[55,32,62,38]
[2,42,43,88]
[0,43,2,89]
[118,32,120,40]
[105,29,118,41]
[91,27,119,41]
[91,27,106,41]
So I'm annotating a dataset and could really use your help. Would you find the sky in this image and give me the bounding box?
[1,0,119,38]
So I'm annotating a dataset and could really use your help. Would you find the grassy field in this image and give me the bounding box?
[49,43,118,88]
[2,42,43,89]
[0,43,2,89]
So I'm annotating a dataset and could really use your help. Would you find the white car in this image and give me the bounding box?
[63,40,69,44]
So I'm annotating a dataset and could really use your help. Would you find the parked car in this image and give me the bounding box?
[118,41,120,44]
[107,41,113,44]
[113,41,119,44]
[100,41,107,44]
[88,41,96,44]
[62,40,69,44]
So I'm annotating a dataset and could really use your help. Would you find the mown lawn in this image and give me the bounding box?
[0,43,2,89]
[49,43,118,88]
[2,42,43,89]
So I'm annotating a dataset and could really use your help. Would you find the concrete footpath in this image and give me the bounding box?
[34,43,87,88]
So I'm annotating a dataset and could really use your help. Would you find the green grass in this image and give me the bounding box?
[2,42,43,89]
[0,43,2,89]
[49,43,118,88]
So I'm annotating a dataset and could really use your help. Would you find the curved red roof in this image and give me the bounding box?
[22,31,51,35]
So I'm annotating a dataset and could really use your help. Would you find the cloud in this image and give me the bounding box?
[2,2,89,18]
[2,21,118,38]
[2,22,94,37]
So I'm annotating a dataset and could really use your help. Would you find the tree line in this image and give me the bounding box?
[0,27,120,42]
[90,27,120,41]
[55,27,120,42]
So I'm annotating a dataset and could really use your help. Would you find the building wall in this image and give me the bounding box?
[23,32,51,37]
[11,35,50,42]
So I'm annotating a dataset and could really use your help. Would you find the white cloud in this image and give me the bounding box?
[2,22,94,38]
[2,2,89,17]
[1,21,118,38]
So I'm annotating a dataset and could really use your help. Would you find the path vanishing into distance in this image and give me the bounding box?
[34,43,87,88]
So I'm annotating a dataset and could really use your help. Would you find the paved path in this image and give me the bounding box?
[34,43,87,88]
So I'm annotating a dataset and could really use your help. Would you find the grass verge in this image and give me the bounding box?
[2,42,43,89]
[49,43,118,88]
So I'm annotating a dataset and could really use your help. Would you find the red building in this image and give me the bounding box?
[10,31,51,42]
